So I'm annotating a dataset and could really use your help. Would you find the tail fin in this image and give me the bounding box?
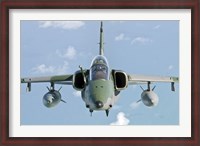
[99,21,104,55]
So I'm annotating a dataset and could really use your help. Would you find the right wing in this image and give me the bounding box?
[21,74,73,91]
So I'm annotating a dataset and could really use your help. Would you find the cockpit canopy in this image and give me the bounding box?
[90,55,109,80]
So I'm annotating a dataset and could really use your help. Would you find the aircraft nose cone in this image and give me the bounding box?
[95,101,104,108]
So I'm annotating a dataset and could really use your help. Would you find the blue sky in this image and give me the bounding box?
[20,20,179,125]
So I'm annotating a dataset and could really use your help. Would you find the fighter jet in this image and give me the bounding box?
[21,21,179,116]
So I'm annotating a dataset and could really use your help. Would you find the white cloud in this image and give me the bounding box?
[131,37,152,44]
[32,64,55,74]
[38,21,85,30]
[56,61,69,74]
[31,61,69,75]
[153,25,160,29]
[56,46,77,60]
[110,112,130,125]
[115,33,129,41]
[73,91,81,97]
[168,65,173,70]
[130,101,141,109]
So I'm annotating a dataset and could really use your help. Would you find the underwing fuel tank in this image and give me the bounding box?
[141,90,159,107]
[43,90,61,108]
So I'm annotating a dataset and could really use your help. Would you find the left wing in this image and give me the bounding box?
[127,74,179,91]
[21,74,73,91]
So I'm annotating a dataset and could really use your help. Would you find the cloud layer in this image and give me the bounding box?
[31,61,69,75]
[39,21,85,30]
[32,64,54,74]
[115,33,152,45]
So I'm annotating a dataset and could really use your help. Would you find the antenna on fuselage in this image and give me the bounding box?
[99,21,104,56]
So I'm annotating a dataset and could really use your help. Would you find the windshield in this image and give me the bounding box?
[89,56,109,80]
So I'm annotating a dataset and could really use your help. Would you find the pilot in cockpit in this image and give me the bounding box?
[90,56,109,80]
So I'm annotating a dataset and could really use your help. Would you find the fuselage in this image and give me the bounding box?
[82,55,117,111]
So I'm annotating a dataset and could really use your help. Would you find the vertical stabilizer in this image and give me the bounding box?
[99,21,104,55]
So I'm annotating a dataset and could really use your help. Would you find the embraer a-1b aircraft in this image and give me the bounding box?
[21,22,179,117]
